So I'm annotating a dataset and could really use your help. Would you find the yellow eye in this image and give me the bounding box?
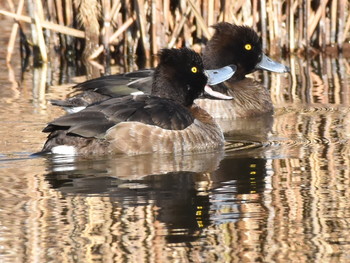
[245,44,252,50]
[191,66,198,73]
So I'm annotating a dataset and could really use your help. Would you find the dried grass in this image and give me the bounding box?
[1,0,349,64]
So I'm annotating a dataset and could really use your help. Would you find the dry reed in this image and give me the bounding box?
[1,0,350,66]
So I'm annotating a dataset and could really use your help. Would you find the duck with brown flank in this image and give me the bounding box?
[40,48,235,155]
[196,22,290,119]
[51,23,289,120]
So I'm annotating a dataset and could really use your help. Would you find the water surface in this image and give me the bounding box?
[1,18,350,262]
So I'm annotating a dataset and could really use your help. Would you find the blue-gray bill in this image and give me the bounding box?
[255,53,290,73]
[205,64,237,85]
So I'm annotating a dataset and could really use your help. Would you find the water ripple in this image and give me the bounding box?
[224,140,263,152]
[279,105,350,113]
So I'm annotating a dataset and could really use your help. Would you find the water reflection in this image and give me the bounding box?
[46,150,224,179]
[43,154,270,259]
[1,21,350,261]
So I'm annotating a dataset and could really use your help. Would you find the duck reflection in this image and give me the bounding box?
[44,152,268,244]
[220,110,274,140]
[207,157,268,225]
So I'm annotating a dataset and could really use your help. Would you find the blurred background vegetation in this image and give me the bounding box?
[1,0,349,70]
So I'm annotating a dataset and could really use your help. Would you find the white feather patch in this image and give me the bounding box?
[65,106,86,114]
[51,145,77,155]
[130,91,144,96]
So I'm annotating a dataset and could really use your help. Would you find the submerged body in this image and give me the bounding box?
[41,48,233,155]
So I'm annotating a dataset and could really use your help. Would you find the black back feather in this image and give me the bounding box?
[74,69,154,96]
[43,95,195,139]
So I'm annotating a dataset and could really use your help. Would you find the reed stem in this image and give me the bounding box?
[0,0,348,64]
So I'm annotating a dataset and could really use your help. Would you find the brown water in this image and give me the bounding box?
[1,18,350,263]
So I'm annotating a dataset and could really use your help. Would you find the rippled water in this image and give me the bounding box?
[1,18,350,263]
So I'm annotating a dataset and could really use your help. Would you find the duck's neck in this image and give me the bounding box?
[227,78,273,116]
[151,67,194,107]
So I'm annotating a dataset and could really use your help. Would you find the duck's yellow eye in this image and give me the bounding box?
[245,44,252,50]
[191,66,198,73]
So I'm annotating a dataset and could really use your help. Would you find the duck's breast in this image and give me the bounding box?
[195,78,273,119]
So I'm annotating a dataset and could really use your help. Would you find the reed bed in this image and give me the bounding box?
[1,0,350,66]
